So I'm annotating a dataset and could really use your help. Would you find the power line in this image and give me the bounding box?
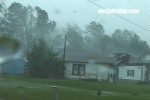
[87,0,150,33]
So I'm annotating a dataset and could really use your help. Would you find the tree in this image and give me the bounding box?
[111,29,131,53]
[1,3,56,51]
[85,21,105,53]
[111,29,150,57]
[35,6,56,38]
[0,0,6,15]
[26,39,64,78]
[0,1,10,35]
[7,2,27,35]
[86,21,104,37]
[5,2,36,50]
[66,24,85,52]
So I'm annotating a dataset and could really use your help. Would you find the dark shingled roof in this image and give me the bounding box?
[128,57,146,64]
[65,53,147,65]
[65,56,116,64]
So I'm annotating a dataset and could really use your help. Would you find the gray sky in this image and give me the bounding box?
[5,0,150,44]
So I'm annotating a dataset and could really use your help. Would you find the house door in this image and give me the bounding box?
[108,68,115,82]
[108,68,118,82]
[114,68,119,81]
[108,73,114,83]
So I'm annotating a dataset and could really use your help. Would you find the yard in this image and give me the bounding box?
[0,75,150,100]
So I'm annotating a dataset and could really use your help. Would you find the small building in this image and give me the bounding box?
[64,53,150,82]
[2,59,25,75]
[0,64,2,74]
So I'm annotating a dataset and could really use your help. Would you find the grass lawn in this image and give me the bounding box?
[0,75,150,100]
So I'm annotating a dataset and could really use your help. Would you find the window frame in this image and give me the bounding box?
[72,64,85,76]
[127,70,134,77]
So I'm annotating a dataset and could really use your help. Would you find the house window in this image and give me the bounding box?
[127,70,134,76]
[72,64,85,76]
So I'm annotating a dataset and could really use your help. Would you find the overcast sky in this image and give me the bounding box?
[5,0,150,44]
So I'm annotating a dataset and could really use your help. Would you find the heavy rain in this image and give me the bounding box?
[0,0,150,100]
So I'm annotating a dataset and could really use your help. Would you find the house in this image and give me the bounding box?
[2,59,25,75]
[64,53,150,82]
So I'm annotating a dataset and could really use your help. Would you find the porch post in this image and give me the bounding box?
[141,64,146,81]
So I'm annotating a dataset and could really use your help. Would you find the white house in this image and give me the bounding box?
[64,53,150,82]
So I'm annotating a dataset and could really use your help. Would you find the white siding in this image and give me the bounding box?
[65,62,111,81]
[65,62,146,82]
[118,65,146,81]
[85,63,109,81]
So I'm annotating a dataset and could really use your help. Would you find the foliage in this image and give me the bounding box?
[66,24,85,52]
[84,21,150,57]
[35,6,56,38]
[0,2,37,50]
[85,21,106,53]
[0,1,9,35]
[0,2,150,57]
[111,29,150,56]
[26,39,64,78]
[86,21,104,37]
[0,2,57,51]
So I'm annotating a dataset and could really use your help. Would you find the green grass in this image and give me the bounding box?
[0,75,150,100]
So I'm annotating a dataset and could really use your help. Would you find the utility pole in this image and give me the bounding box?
[63,34,67,69]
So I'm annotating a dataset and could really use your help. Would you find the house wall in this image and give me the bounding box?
[145,66,150,81]
[0,65,2,74]
[65,62,113,81]
[85,63,110,81]
[2,59,25,74]
[118,65,146,81]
